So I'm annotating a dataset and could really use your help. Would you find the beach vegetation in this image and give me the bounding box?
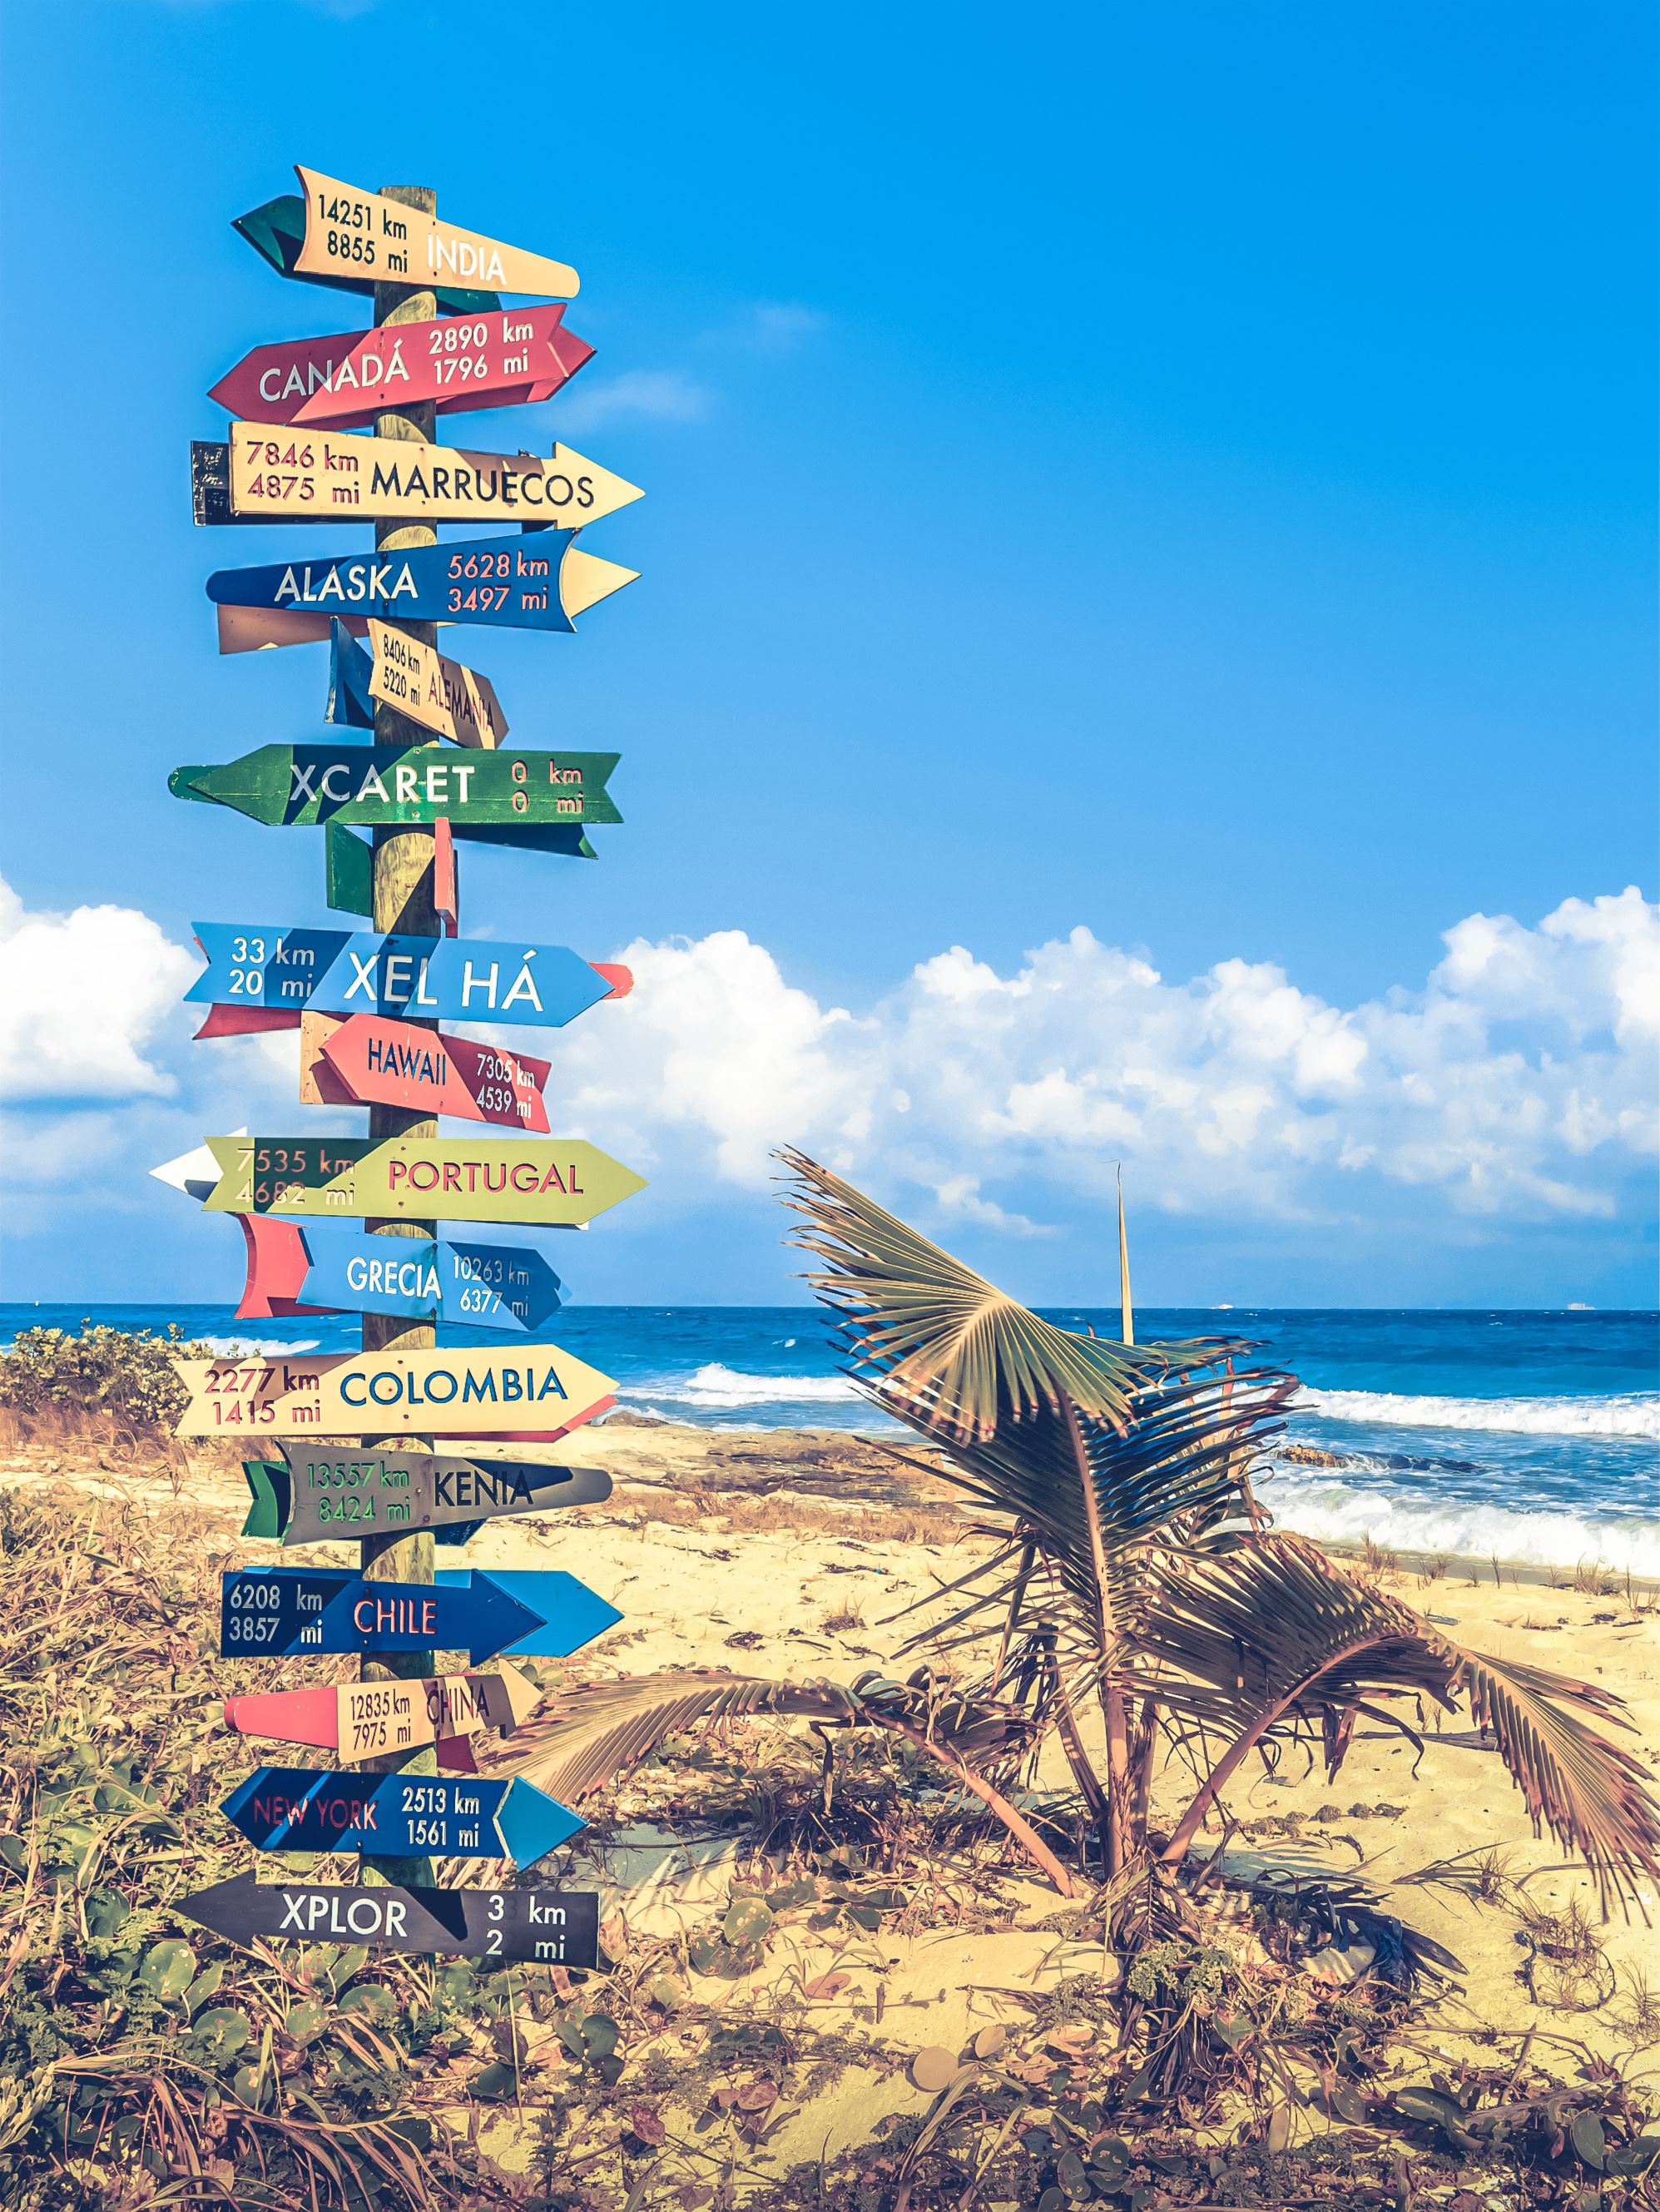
[513,1152,1660,1922]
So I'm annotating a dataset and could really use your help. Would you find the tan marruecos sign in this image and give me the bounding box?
[295,166,579,298]
[227,424,642,529]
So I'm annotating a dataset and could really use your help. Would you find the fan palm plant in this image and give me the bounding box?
[499,1152,1660,1927]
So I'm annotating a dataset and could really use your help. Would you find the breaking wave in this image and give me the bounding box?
[1264,1466,1660,1574]
[1296,1387,1660,1441]
[643,1362,860,1409]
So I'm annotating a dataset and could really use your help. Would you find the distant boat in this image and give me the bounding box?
[1567,1302,1595,1312]
[1213,1303,1234,1310]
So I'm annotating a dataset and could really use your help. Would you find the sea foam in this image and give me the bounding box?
[648,1361,859,1409]
[198,1335,323,1358]
[1264,1467,1660,1574]
[1296,1386,1660,1441]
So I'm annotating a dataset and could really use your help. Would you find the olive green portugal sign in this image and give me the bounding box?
[202,1134,646,1227]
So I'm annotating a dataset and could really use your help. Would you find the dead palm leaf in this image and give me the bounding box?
[493,1672,858,1805]
[1135,1535,1660,1906]
[492,1668,1078,1895]
[1425,1637,1660,1913]
[777,1147,1221,1439]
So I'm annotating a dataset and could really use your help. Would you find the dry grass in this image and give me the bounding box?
[0,1401,198,1477]
[820,1604,866,1634]
[1359,1535,1399,1580]
[607,1479,964,1547]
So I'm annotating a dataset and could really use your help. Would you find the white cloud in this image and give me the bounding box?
[0,878,197,1102]
[538,889,1658,1232]
[704,302,827,355]
[3,880,1652,1266]
[557,369,710,431]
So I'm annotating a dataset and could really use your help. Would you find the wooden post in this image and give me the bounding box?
[359,183,442,1887]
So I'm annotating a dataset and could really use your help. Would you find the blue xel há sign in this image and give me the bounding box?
[221,1567,622,1664]
[245,1218,564,1332]
[220,1768,582,1867]
[206,529,581,632]
[186,924,612,1028]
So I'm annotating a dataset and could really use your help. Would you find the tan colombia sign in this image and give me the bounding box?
[172,1344,617,1438]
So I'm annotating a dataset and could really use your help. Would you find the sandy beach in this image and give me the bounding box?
[7,1406,1656,2197]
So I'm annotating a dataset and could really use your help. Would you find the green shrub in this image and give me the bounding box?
[0,1323,205,1430]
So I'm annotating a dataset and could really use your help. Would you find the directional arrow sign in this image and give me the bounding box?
[434,1569,625,1660]
[224,1659,542,1760]
[290,166,579,300]
[203,1134,646,1228]
[220,1565,558,1664]
[235,1216,564,1332]
[186,925,615,1030]
[243,1445,612,1547]
[221,1766,581,1866]
[233,194,499,315]
[326,621,508,747]
[171,1342,617,1441]
[171,743,621,828]
[210,304,592,429]
[206,532,637,635]
[178,1872,599,1964]
[299,1011,553,1130]
[213,545,632,652]
[204,424,643,530]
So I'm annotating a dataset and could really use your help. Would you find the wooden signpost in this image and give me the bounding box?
[235,1215,565,1331]
[209,305,594,428]
[203,1133,647,1227]
[171,1342,617,1440]
[178,1873,601,1966]
[206,532,638,635]
[299,1011,552,1129]
[327,622,509,746]
[171,743,622,829]
[241,1445,612,1547]
[186,924,621,1029]
[168,171,647,1944]
[220,1766,582,1864]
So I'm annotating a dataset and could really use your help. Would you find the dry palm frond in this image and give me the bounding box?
[1134,1535,1660,1905]
[777,1147,1224,1439]
[924,1370,1295,1646]
[1424,1638,1660,1915]
[495,1671,859,1805]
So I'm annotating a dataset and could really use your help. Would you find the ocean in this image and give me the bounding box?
[3,1304,1655,1575]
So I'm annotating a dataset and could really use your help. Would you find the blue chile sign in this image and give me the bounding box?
[221,1566,622,1664]
[186,924,615,1029]
[220,1768,583,1867]
[432,1570,627,1660]
[206,533,587,632]
[220,1566,548,1666]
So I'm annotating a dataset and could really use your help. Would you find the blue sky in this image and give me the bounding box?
[1,0,1654,1307]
